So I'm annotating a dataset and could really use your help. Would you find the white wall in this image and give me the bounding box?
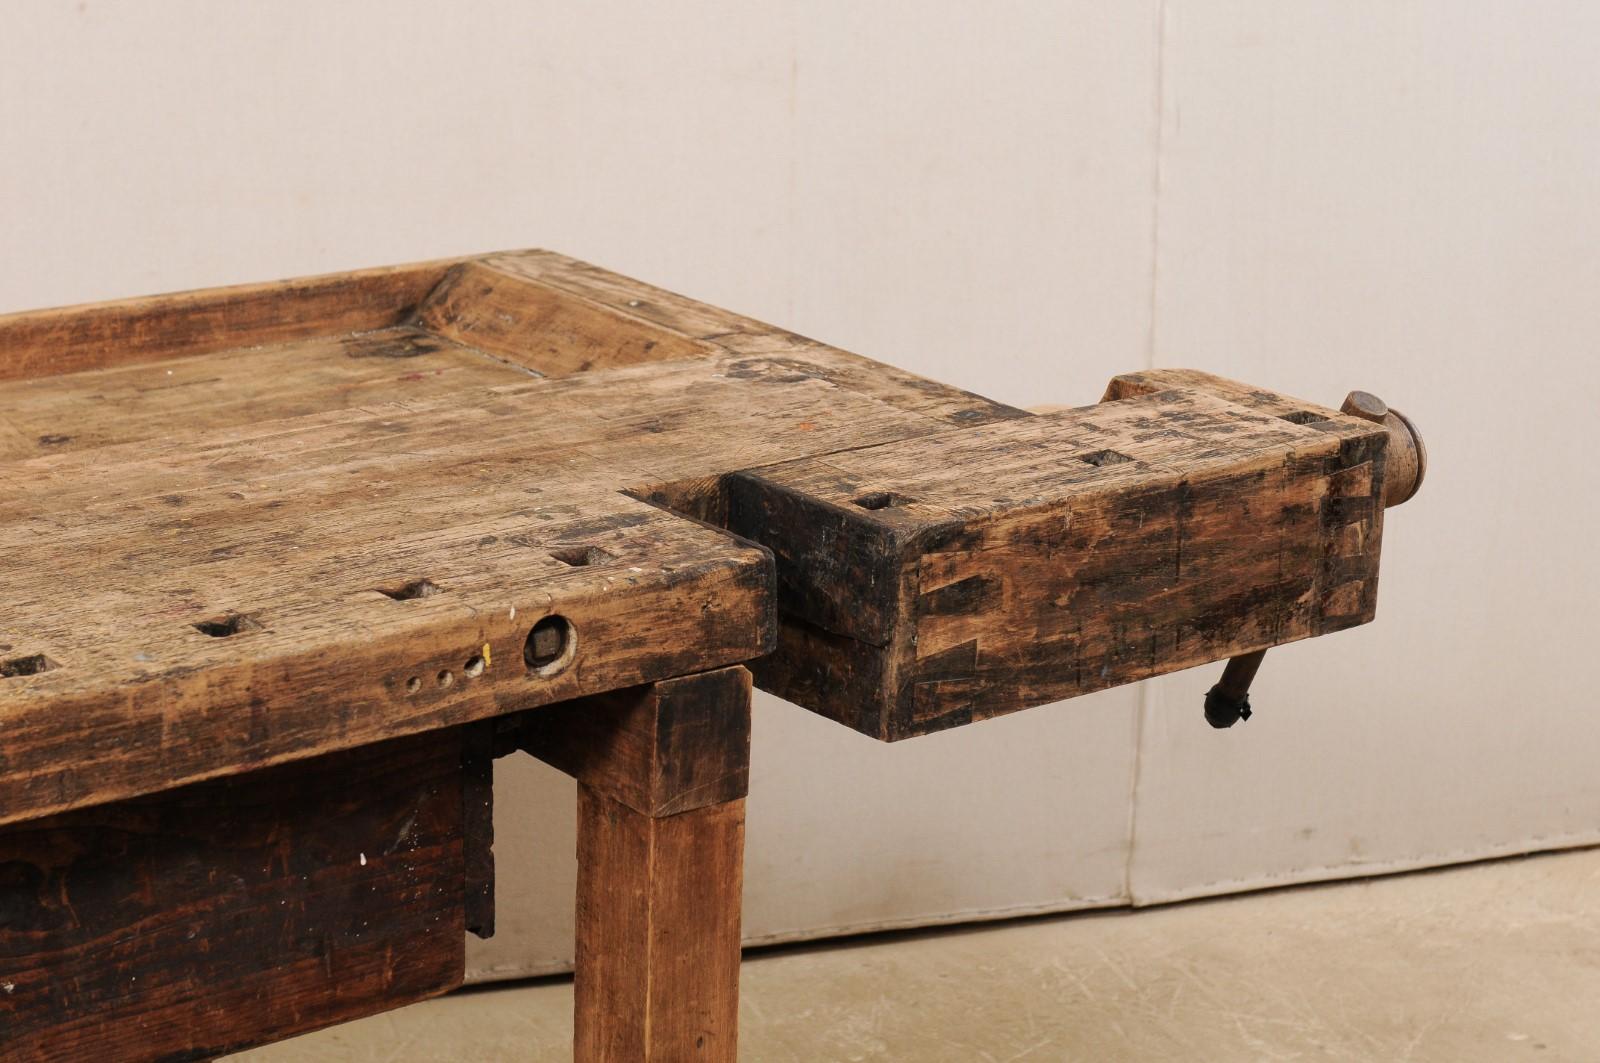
[1129,0,1600,902]
[3,2,1594,980]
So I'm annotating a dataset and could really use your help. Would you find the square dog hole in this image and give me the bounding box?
[1080,449,1133,467]
[550,545,614,568]
[1280,410,1332,426]
[1,653,58,678]
[378,579,444,601]
[853,491,915,511]
[193,613,263,638]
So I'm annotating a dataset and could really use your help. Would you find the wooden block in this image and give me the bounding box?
[416,259,720,375]
[724,381,1390,739]
[0,729,470,1061]
[520,666,752,817]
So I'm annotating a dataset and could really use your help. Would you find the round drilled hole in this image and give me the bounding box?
[405,676,422,694]
[436,670,454,689]
[463,655,485,678]
[524,615,576,675]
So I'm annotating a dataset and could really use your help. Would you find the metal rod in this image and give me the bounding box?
[1204,649,1267,729]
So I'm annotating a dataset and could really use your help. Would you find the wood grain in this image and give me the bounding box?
[727,385,1389,738]
[0,256,466,383]
[0,251,1420,1062]
[0,325,534,462]
[0,252,1408,832]
[0,255,988,823]
[520,666,752,817]
[484,250,1029,427]
[575,792,745,1063]
[0,729,468,1061]
[515,667,750,1061]
[416,259,719,375]
[0,484,773,828]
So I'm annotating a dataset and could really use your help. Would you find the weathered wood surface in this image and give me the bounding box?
[519,666,752,817]
[0,256,465,384]
[523,668,751,1063]
[0,250,1421,1062]
[417,258,720,375]
[0,252,1017,827]
[576,793,745,1063]
[0,325,533,462]
[0,250,1407,826]
[462,721,497,940]
[0,474,772,828]
[0,729,468,1061]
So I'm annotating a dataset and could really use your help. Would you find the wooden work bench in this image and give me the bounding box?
[0,252,1423,1060]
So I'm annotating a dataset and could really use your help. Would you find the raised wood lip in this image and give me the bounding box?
[0,250,518,383]
[0,250,505,328]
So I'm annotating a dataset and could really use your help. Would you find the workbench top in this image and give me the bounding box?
[0,251,1392,827]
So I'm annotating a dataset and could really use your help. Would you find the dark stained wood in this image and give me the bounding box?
[463,721,497,939]
[0,729,468,1061]
[726,383,1392,739]
[520,666,752,817]
[416,259,720,375]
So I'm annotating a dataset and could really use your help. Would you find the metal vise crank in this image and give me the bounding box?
[1204,390,1426,728]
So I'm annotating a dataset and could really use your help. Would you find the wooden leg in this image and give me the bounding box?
[518,665,752,1063]
[575,789,745,1061]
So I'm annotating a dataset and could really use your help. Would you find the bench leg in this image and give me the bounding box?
[576,789,745,1061]
[518,666,752,1062]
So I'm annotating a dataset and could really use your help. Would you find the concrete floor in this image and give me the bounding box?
[240,846,1600,1061]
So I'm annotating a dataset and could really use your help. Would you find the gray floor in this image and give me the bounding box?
[240,846,1600,1061]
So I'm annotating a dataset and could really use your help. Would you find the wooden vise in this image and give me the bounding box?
[724,369,1424,739]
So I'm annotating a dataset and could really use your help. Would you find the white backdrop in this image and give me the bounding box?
[3,2,1595,981]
